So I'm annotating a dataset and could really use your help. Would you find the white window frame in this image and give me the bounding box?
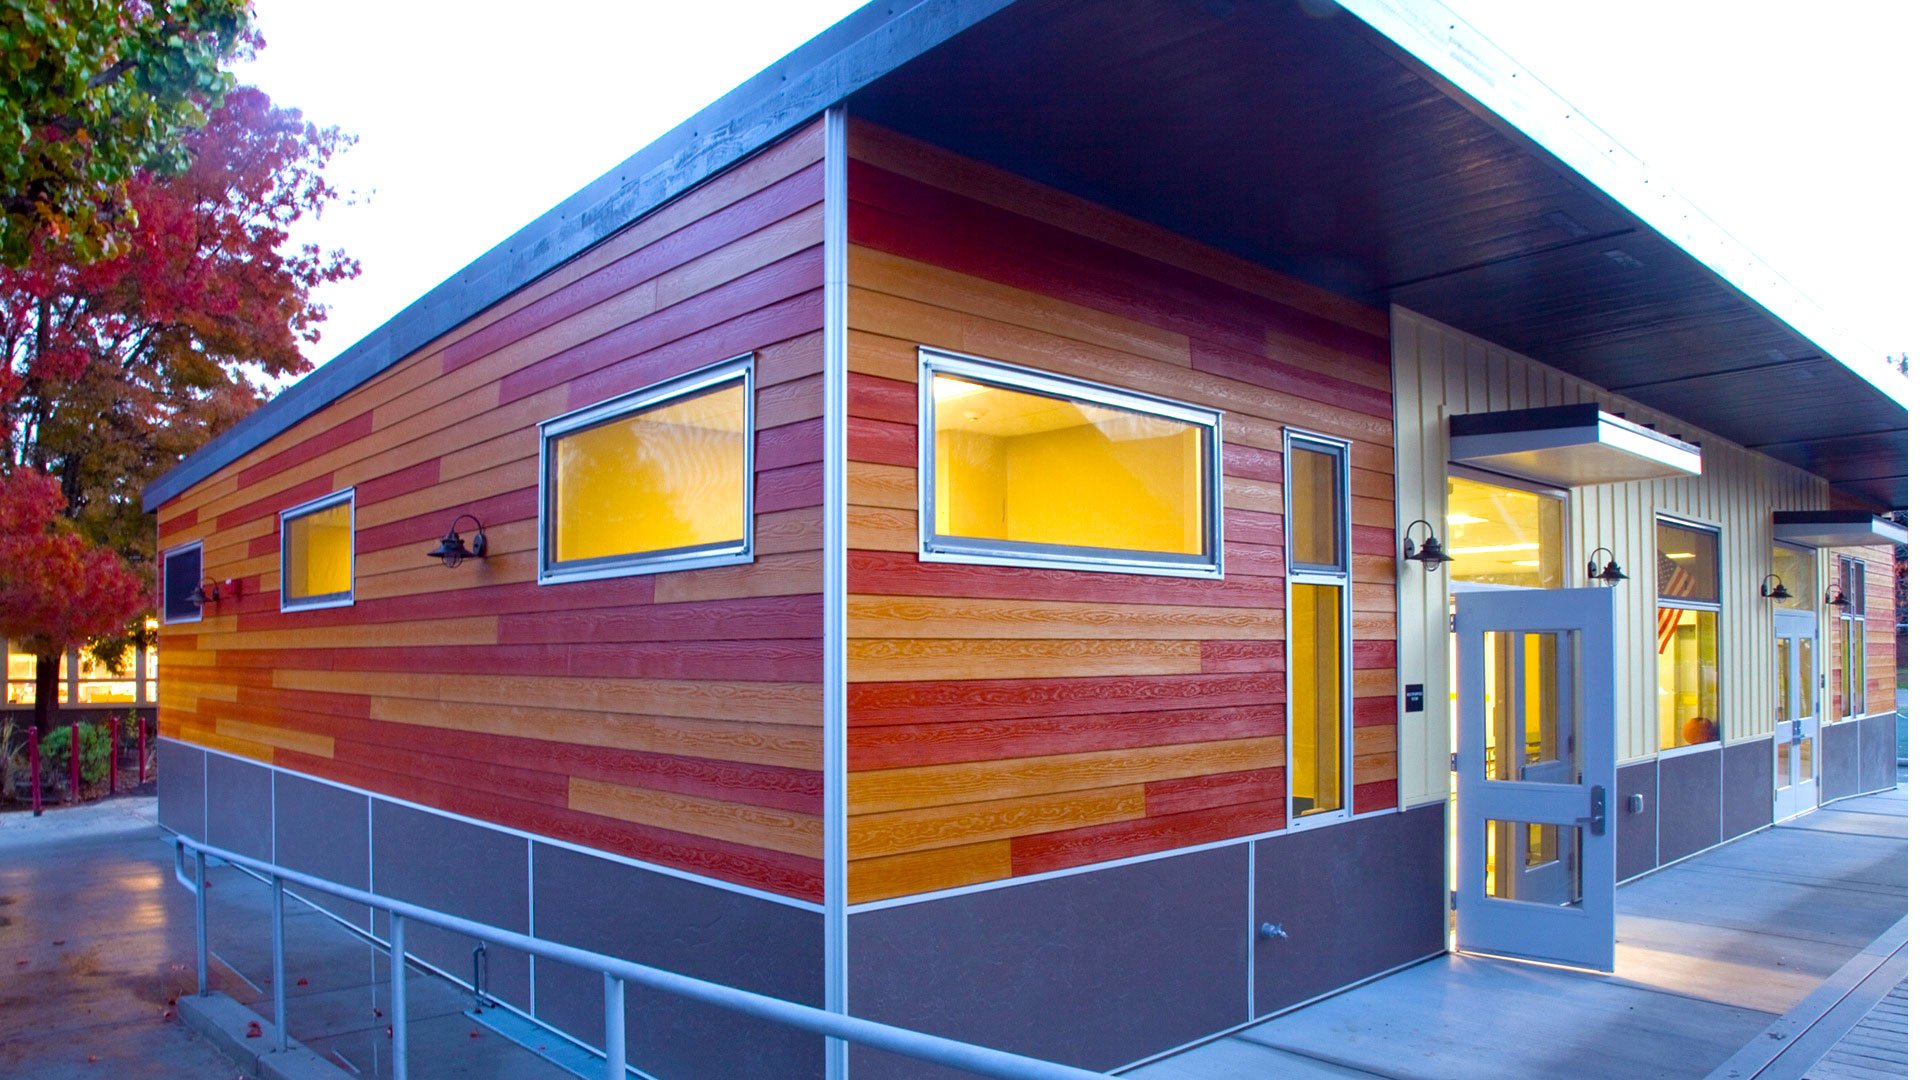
[160,540,205,625]
[537,354,756,586]
[1443,465,1572,595]
[280,488,356,613]
[916,347,1225,578]
[1284,429,1354,830]
[1836,554,1868,721]
[1654,514,1724,756]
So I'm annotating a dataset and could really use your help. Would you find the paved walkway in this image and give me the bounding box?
[1129,783,1909,1080]
[1804,979,1906,1080]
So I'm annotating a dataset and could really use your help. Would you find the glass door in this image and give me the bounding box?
[1773,609,1819,820]
[1455,587,1617,972]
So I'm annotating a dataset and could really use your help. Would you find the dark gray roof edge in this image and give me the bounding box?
[144,0,1018,512]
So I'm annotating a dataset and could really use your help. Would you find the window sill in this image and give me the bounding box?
[1656,740,1722,760]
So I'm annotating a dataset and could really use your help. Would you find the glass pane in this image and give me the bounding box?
[284,499,353,602]
[1799,732,1814,778]
[78,648,133,680]
[1288,445,1342,568]
[1657,608,1720,749]
[1772,546,1814,610]
[1289,582,1345,817]
[6,682,32,705]
[1853,560,1867,618]
[1446,476,1564,589]
[77,681,136,704]
[1656,521,1719,602]
[1775,637,1791,723]
[144,680,158,702]
[1484,631,1571,782]
[1776,740,1792,790]
[1797,638,1814,720]
[6,647,32,682]
[552,378,748,565]
[929,374,1207,557]
[162,545,203,621]
[1486,819,1582,906]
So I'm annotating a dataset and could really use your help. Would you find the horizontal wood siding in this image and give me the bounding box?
[153,123,829,901]
[844,122,1396,903]
[1391,306,1834,799]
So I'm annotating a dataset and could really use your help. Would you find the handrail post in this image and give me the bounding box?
[604,973,626,1080]
[193,848,208,997]
[28,726,40,817]
[271,874,288,1052]
[389,914,408,1080]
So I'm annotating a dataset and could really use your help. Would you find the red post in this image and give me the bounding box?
[107,716,117,796]
[137,714,147,785]
[28,726,41,817]
[68,720,79,802]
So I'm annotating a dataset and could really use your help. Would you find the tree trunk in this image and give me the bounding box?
[32,653,57,735]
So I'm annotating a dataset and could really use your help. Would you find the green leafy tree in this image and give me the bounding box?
[0,0,256,266]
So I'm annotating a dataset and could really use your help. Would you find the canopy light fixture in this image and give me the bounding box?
[1586,547,1627,586]
[1760,574,1792,602]
[1824,582,1849,608]
[428,514,488,569]
[1402,519,1451,571]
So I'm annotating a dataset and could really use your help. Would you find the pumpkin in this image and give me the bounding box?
[1682,716,1717,745]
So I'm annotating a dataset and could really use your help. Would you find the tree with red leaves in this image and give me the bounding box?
[0,85,357,725]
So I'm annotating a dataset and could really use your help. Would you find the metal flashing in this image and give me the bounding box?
[1450,404,1702,487]
[1772,511,1908,548]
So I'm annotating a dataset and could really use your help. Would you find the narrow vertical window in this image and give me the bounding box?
[281,490,355,611]
[918,349,1222,576]
[1835,555,1868,720]
[1286,433,1350,821]
[160,542,204,624]
[1655,519,1720,750]
[539,356,754,584]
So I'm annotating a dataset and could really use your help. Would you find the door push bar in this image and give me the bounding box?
[1573,785,1607,836]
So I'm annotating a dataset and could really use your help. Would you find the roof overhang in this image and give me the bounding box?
[1450,405,1702,488]
[1773,511,1909,548]
[144,0,1908,511]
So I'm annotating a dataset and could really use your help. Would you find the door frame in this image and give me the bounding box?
[1773,608,1819,821]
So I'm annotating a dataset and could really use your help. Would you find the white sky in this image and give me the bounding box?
[240,0,1916,379]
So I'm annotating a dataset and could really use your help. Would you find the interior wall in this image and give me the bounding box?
[1392,306,1830,802]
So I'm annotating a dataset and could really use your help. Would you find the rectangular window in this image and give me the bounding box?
[1446,473,1566,589]
[1657,520,1721,750]
[1771,545,1814,611]
[1286,432,1350,821]
[281,490,355,611]
[161,542,204,624]
[1835,554,1868,719]
[919,349,1222,577]
[540,356,753,584]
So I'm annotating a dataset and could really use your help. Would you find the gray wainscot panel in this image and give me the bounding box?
[849,843,1248,1078]
[1821,720,1861,803]
[1858,713,1898,793]
[1656,747,1721,866]
[1720,739,1773,840]
[370,802,531,1010]
[203,753,273,862]
[530,844,822,1080]
[273,771,373,929]
[1253,804,1445,1015]
[156,738,206,841]
[1615,760,1658,881]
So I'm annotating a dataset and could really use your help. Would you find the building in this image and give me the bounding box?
[142,1,1907,1076]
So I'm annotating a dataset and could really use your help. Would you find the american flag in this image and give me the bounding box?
[1656,554,1694,653]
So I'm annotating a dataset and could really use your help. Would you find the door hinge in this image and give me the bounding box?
[1448,890,1458,911]
[1449,752,1458,772]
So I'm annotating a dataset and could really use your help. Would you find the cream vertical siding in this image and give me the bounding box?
[1392,306,1829,806]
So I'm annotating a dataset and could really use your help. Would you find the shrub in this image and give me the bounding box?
[40,722,114,789]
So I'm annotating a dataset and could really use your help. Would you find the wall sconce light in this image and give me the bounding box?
[188,577,240,608]
[428,514,488,569]
[1401,519,1451,572]
[1760,574,1791,602]
[1824,582,1849,608]
[1586,547,1627,586]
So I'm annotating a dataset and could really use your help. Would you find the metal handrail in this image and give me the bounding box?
[168,835,1107,1080]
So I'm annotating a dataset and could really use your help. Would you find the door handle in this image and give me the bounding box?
[1572,784,1606,837]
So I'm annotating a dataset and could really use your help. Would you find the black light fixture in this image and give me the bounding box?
[187,577,223,609]
[1760,574,1792,602]
[1401,519,1451,572]
[1824,582,1849,608]
[1586,546,1628,586]
[428,514,488,569]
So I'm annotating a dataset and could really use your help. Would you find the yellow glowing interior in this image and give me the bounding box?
[931,375,1204,555]
[1447,476,1564,588]
[551,378,747,565]
[1657,608,1719,749]
[1289,581,1346,816]
[1290,446,1340,567]
[284,500,353,602]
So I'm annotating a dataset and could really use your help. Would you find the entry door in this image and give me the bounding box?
[1455,587,1617,972]
[1773,610,1819,821]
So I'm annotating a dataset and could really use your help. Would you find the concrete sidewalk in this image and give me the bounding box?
[1128,783,1909,1080]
